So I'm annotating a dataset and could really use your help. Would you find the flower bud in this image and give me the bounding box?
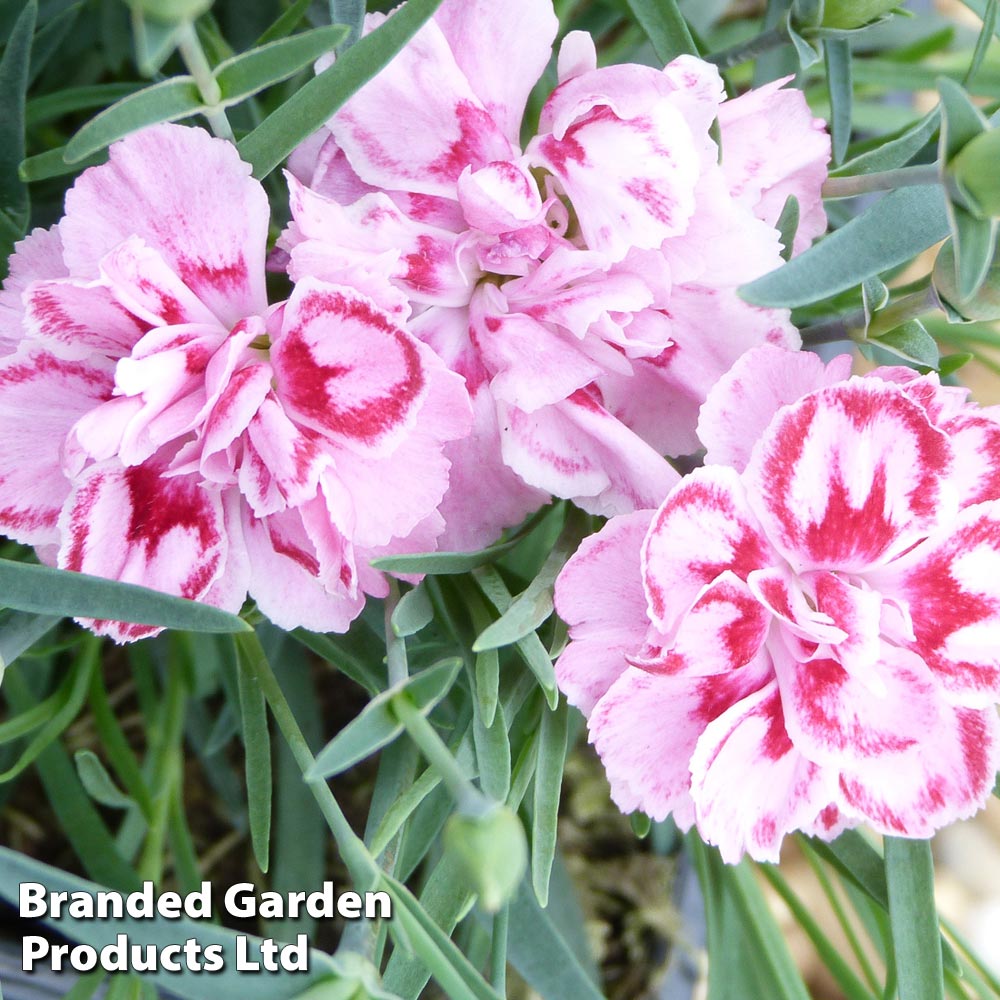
[444,805,528,912]
[821,0,897,29]
[948,129,1000,219]
[933,238,1000,321]
[128,0,214,24]
[293,953,401,1000]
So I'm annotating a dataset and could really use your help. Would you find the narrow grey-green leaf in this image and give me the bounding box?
[64,77,206,163]
[371,536,523,576]
[938,77,987,163]
[308,658,461,779]
[131,9,182,76]
[832,108,939,177]
[473,704,510,803]
[472,566,557,705]
[825,38,852,164]
[741,186,950,307]
[237,657,272,873]
[255,0,312,45]
[19,145,107,182]
[0,0,35,231]
[475,646,499,729]
[0,557,251,633]
[331,0,365,48]
[505,880,606,1000]
[624,0,698,62]
[0,849,338,999]
[532,699,569,907]
[884,838,945,1000]
[0,610,58,668]
[950,204,997,300]
[74,749,134,810]
[0,644,96,783]
[776,195,799,262]
[28,1,80,85]
[391,584,434,637]
[27,83,144,126]
[214,25,349,105]
[964,0,998,85]
[238,0,445,179]
[871,319,940,368]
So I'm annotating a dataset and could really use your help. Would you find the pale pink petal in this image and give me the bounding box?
[641,466,774,637]
[243,506,365,633]
[201,487,251,614]
[23,277,148,361]
[589,658,770,826]
[631,571,770,678]
[717,78,830,254]
[941,411,1000,508]
[556,31,597,83]
[554,509,656,714]
[284,177,474,308]
[868,500,1000,705]
[698,345,853,472]
[0,226,68,352]
[529,67,701,260]
[433,0,557,143]
[271,277,430,457]
[200,363,273,475]
[329,13,514,198]
[457,160,546,234]
[772,641,940,768]
[810,571,883,678]
[499,387,679,517]
[58,461,226,641]
[287,132,377,204]
[746,565,846,647]
[691,681,837,863]
[433,384,547,552]
[838,703,1000,837]
[319,363,471,549]
[0,347,113,545]
[745,380,953,574]
[61,123,269,325]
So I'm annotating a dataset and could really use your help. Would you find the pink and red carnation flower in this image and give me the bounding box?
[283,0,830,549]
[0,124,471,640]
[555,346,1000,860]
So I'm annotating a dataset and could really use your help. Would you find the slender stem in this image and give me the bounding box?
[391,693,488,816]
[175,21,234,141]
[490,905,509,994]
[384,580,409,687]
[705,25,788,69]
[822,163,940,199]
[236,632,378,888]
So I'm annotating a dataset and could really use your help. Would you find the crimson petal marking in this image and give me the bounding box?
[62,124,269,326]
[746,565,844,648]
[0,348,113,546]
[57,461,225,642]
[590,657,771,828]
[642,466,774,638]
[838,702,1000,837]
[810,571,883,679]
[272,277,428,456]
[630,571,770,678]
[771,640,939,767]
[691,681,837,863]
[745,379,953,574]
[697,344,852,473]
[942,411,1000,509]
[24,278,148,360]
[869,499,1000,705]
[0,225,67,352]
[554,509,656,714]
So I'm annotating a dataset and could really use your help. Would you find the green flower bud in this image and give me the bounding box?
[444,805,528,912]
[949,129,1000,219]
[821,0,898,29]
[128,0,214,24]
[933,238,1000,321]
[293,954,401,1000]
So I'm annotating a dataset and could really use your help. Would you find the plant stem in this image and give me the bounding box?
[175,21,234,141]
[391,693,488,816]
[822,163,940,199]
[705,25,788,69]
[384,580,409,687]
[236,632,379,888]
[490,905,509,994]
